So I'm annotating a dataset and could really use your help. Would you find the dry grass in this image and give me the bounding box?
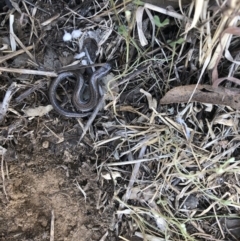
[95,0,240,240]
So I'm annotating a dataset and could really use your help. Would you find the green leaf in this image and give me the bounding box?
[153,16,169,28]
[168,38,185,47]
[118,25,128,38]
[222,200,232,206]
[133,0,145,6]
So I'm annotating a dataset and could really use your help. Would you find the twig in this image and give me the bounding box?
[50,210,55,241]
[123,146,147,203]
[11,32,35,62]
[0,146,8,202]
[0,82,18,123]
[78,95,105,143]
[0,67,57,77]
[99,231,108,241]
[23,0,51,15]
[57,63,105,73]
[74,180,87,202]
[41,14,60,26]
[0,45,33,63]
[15,80,45,103]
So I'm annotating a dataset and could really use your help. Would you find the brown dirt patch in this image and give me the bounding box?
[1,131,116,241]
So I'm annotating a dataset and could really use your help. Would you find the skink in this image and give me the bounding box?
[48,62,112,118]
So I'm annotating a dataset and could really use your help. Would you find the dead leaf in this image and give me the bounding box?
[160,84,240,109]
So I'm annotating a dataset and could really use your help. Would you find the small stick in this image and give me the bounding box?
[57,63,105,73]
[23,0,51,15]
[0,82,18,123]
[78,95,105,143]
[0,67,57,77]
[1,147,8,202]
[50,210,55,241]
[15,80,45,103]
[0,45,33,64]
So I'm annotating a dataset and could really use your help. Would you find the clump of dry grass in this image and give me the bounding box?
[95,0,240,240]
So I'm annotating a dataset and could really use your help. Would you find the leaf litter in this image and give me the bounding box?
[0,0,240,241]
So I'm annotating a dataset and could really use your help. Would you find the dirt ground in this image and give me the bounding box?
[0,119,117,241]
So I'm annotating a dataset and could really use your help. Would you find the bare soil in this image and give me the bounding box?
[1,121,116,240]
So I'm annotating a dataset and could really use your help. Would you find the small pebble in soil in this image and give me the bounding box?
[42,141,49,148]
